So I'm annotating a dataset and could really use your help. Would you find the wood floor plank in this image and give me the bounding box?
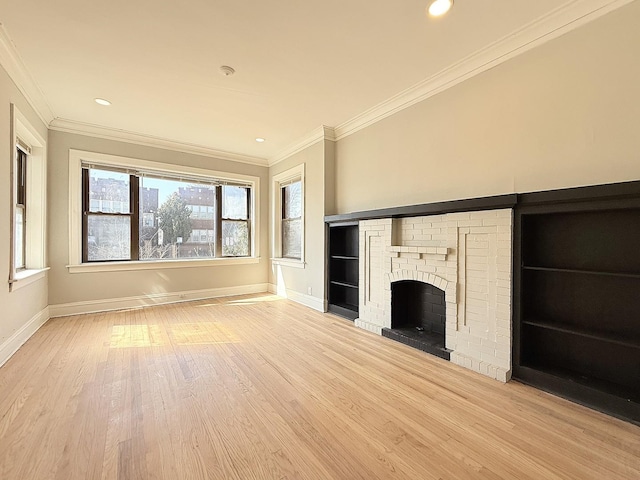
[0,294,638,479]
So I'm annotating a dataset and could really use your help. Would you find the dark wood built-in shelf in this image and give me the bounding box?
[514,184,640,424]
[330,280,358,289]
[522,265,640,279]
[327,222,359,320]
[522,319,640,351]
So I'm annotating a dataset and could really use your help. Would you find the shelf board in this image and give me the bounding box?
[513,365,640,424]
[330,280,359,289]
[328,302,358,320]
[522,265,640,279]
[522,319,640,350]
[331,255,358,260]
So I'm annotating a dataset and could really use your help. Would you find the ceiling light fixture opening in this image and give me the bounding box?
[255,137,265,143]
[428,0,453,17]
[95,98,111,106]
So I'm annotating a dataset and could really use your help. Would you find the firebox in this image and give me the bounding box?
[382,280,451,360]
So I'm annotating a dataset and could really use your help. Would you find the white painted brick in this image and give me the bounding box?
[474,210,497,218]
[457,219,484,227]
[494,349,510,362]
[447,212,471,220]
[467,283,488,294]
[484,217,511,226]
[496,295,511,306]
[497,241,511,250]
[469,226,498,234]
[496,264,511,274]
[407,258,426,266]
[496,256,511,265]
[467,256,489,266]
[495,369,509,383]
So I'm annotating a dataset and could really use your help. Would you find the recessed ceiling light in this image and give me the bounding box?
[428,0,453,17]
[94,98,111,106]
[255,137,265,143]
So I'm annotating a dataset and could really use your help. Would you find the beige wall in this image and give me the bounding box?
[0,65,49,348]
[269,140,332,306]
[47,131,269,306]
[4,0,640,325]
[334,2,640,213]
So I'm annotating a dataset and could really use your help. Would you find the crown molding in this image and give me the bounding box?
[334,0,634,140]
[49,118,270,167]
[0,24,55,125]
[269,125,336,167]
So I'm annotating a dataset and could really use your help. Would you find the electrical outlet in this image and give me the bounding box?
[307,287,312,295]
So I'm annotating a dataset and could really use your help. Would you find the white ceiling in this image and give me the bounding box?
[0,0,632,163]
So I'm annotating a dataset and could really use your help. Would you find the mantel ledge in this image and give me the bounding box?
[388,246,449,255]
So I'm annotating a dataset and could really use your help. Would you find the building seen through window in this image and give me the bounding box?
[84,168,251,262]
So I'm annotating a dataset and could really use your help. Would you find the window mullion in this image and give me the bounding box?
[82,168,89,263]
[131,174,140,260]
[215,186,222,257]
[246,188,252,258]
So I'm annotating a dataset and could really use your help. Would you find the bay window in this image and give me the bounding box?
[69,150,259,271]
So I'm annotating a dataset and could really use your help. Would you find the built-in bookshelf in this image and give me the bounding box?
[327,222,359,320]
[514,188,640,424]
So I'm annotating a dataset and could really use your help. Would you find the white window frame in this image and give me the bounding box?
[67,149,260,273]
[9,104,48,291]
[271,163,305,269]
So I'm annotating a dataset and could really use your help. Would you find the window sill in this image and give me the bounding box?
[271,258,305,269]
[67,256,260,273]
[10,267,50,291]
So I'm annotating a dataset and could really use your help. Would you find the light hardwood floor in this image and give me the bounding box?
[0,294,638,479]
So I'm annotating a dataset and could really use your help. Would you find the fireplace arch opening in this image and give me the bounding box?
[382,280,451,360]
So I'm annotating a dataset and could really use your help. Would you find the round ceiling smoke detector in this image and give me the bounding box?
[219,65,235,77]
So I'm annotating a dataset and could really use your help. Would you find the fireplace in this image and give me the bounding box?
[355,210,513,382]
[382,280,450,360]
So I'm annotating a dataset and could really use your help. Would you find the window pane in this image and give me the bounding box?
[139,177,215,260]
[16,149,26,205]
[88,215,131,261]
[284,181,301,219]
[222,220,249,256]
[282,218,301,259]
[89,169,130,213]
[222,186,248,220]
[15,206,25,269]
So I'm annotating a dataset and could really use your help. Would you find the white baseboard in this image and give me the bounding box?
[0,306,50,368]
[49,283,269,318]
[268,283,327,312]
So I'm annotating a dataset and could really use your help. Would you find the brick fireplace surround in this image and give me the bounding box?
[355,209,513,382]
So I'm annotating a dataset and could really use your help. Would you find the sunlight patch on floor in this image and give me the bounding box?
[171,322,240,345]
[110,324,164,348]
[110,322,241,348]
[196,294,283,308]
